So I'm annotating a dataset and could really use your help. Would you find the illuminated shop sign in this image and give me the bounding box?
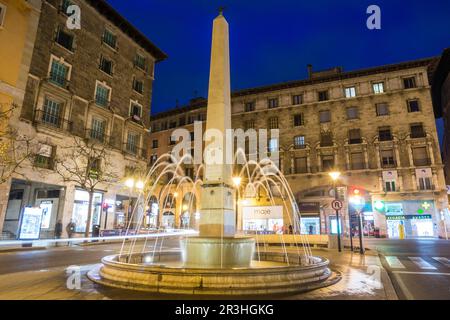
[386,215,432,220]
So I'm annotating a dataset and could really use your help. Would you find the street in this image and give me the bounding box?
[366,238,450,300]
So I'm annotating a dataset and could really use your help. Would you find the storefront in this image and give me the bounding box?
[298,202,321,235]
[162,211,175,228]
[3,179,64,239]
[242,206,283,233]
[71,189,103,233]
[377,200,436,238]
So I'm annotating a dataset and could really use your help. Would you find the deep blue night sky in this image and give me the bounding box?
[106,0,450,143]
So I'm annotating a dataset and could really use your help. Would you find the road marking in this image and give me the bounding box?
[432,257,450,268]
[385,256,405,269]
[409,257,437,270]
[392,271,450,276]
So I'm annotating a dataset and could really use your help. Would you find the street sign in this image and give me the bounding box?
[331,200,343,210]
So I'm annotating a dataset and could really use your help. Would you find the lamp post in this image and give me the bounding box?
[329,171,341,252]
[232,176,242,230]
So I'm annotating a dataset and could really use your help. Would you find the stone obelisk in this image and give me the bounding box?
[199,11,235,237]
[182,11,254,268]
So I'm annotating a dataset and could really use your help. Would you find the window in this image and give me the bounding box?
[134,53,146,70]
[90,118,106,142]
[294,135,305,149]
[244,120,255,130]
[346,107,359,120]
[49,58,70,87]
[187,115,195,124]
[169,121,177,129]
[294,157,308,174]
[293,114,304,127]
[344,86,356,98]
[322,155,334,171]
[42,98,62,127]
[55,27,74,51]
[268,117,279,129]
[88,158,101,178]
[378,127,392,141]
[418,177,432,190]
[373,82,384,94]
[99,56,113,75]
[375,103,389,116]
[350,152,365,170]
[0,3,6,28]
[319,110,331,123]
[269,138,278,153]
[161,121,168,130]
[103,29,117,49]
[132,78,144,94]
[268,98,279,109]
[126,132,139,154]
[381,149,395,168]
[292,94,303,105]
[348,129,362,144]
[385,181,396,192]
[61,0,73,15]
[412,147,429,166]
[95,82,111,107]
[244,101,255,112]
[318,90,329,101]
[320,132,333,147]
[152,139,158,149]
[403,77,417,89]
[179,116,186,126]
[407,99,420,112]
[130,102,142,119]
[410,123,425,138]
[34,144,54,170]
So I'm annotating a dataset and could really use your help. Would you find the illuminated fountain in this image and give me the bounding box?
[88,12,338,295]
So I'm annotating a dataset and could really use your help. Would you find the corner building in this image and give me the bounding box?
[0,0,166,239]
[149,58,450,239]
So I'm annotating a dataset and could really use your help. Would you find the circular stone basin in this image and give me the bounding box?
[87,251,339,296]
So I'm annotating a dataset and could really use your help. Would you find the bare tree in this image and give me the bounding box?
[53,136,119,238]
[0,102,36,184]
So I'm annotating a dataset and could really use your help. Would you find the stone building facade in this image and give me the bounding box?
[149,58,450,239]
[0,0,166,239]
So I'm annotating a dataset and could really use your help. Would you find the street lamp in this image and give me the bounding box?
[232,176,242,230]
[135,180,145,191]
[328,171,342,252]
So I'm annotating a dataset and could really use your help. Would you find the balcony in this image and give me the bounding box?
[413,158,431,166]
[86,129,109,145]
[123,143,146,159]
[34,110,72,131]
[381,158,396,168]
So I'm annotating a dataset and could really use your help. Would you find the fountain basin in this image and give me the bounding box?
[181,236,255,268]
[87,251,339,295]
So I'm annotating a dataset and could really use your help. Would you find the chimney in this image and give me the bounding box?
[307,64,313,79]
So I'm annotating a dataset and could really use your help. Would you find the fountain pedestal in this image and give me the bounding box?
[181,236,255,268]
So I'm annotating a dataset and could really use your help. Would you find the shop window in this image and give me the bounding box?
[319,110,331,123]
[375,103,389,116]
[72,190,103,233]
